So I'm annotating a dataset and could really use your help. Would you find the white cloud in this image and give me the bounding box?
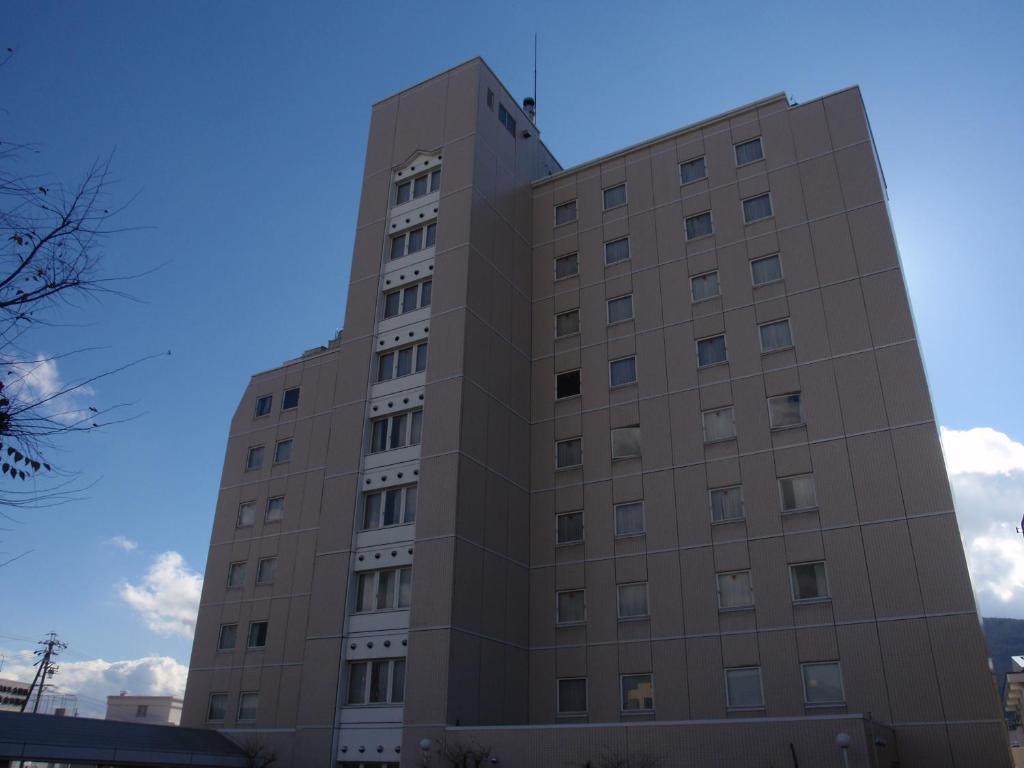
[109,535,138,552]
[941,427,1024,618]
[0,650,187,717]
[941,426,1024,476]
[4,354,95,425]
[119,551,202,639]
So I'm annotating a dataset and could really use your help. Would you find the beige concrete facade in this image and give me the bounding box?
[183,58,1010,767]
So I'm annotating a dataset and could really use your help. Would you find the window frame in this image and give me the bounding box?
[236,501,256,528]
[716,570,754,611]
[779,473,818,514]
[369,409,424,453]
[254,395,273,418]
[245,445,264,471]
[608,355,637,388]
[801,662,846,706]
[606,294,634,325]
[759,318,794,353]
[743,192,774,224]
[724,667,765,710]
[751,254,783,286]
[376,341,429,382]
[768,392,805,429]
[282,387,300,411]
[685,210,713,241]
[555,510,584,546]
[237,692,259,722]
[709,485,744,523]
[734,137,765,167]
[620,673,655,712]
[265,496,285,523]
[696,334,728,368]
[554,252,579,281]
[555,309,580,338]
[361,485,418,530]
[555,437,583,470]
[217,623,238,651]
[555,369,582,400]
[383,279,432,319]
[702,406,736,444]
[207,693,228,722]
[602,183,627,211]
[679,155,707,185]
[256,556,277,585]
[616,581,650,620]
[614,501,645,538]
[604,236,630,266]
[354,566,413,613]
[554,200,577,227]
[346,658,407,706]
[557,677,588,716]
[246,620,268,650]
[273,438,293,465]
[790,561,830,603]
[690,270,721,303]
[389,222,437,261]
[610,425,642,460]
[226,561,246,589]
[556,588,586,625]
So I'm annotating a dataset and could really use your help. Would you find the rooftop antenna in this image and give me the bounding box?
[522,33,538,125]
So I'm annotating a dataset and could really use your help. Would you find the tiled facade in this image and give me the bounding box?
[182,58,1010,767]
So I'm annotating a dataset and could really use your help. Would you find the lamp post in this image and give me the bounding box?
[836,732,851,768]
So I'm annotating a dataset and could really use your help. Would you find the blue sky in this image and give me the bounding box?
[1,1,1022,715]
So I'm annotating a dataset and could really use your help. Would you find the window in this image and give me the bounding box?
[254,395,272,417]
[621,674,654,711]
[717,571,753,609]
[556,370,581,399]
[780,475,817,513]
[370,409,423,452]
[218,623,238,651]
[556,511,584,545]
[256,557,277,585]
[557,589,585,624]
[135,704,148,717]
[395,170,439,206]
[614,501,645,537]
[607,294,633,324]
[554,200,577,226]
[265,496,285,523]
[355,567,412,612]
[751,254,782,285]
[611,426,641,459]
[791,562,829,601]
[237,692,258,721]
[604,237,630,265]
[759,319,793,352]
[389,223,436,260]
[347,659,406,705]
[617,583,649,619]
[246,445,264,471]
[273,439,292,464]
[603,183,626,210]
[710,486,743,522]
[237,501,256,527]
[383,280,431,319]
[697,335,727,367]
[362,485,417,529]
[680,156,707,184]
[702,407,736,443]
[247,621,268,649]
[743,193,773,223]
[556,438,582,469]
[691,271,720,302]
[498,103,516,136]
[282,387,300,410]
[685,211,713,240]
[609,356,636,387]
[486,89,494,109]
[802,662,845,705]
[768,393,804,428]
[555,252,578,279]
[207,693,227,721]
[735,137,764,166]
[558,678,587,714]
[227,562,246,588]
[725,668,764,709]
[555,310,579,337]
[377,341,428,381]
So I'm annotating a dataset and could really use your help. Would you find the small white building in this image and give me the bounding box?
[105,692,182,726]
[0,678,32,712]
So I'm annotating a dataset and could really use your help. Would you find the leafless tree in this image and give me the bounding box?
[573,744,662,768]
[239,737,278,768]
[419,738,494,768]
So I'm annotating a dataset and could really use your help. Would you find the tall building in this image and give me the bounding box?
[182,58,1009,767]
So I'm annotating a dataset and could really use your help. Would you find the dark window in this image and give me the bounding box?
[609,357,637,387]
[558,678,588,714]
[218,624,237,651]
[555,253,578,279]
[556,370,581,399]
[751,254,782,285]
[498,103,516,136]
[604,237,630,265]
[246,446,264,470]
[390,233,406,260]
[425,222,436,248]
[254,395,272,417]
[603,184,626,209]
[735,138,764,165]
[680,156,707,184]
[486,89,494,109]
[743,193,773,223]
[555,200,577,226]
[685,212,713,240]
[247,621,268,649]
[282,387,300,410]
[556,438,582,469]
[429,169,441,193]
[256,557,277,585]
[697,335,727,367]
[273,439,292,464]
[413,175,428,198]
[396,181,411,205]
[207,694,227,721]
[555,310,580,337]
[556,511,584,544]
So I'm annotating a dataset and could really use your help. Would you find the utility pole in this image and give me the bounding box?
[21,632,66,714]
